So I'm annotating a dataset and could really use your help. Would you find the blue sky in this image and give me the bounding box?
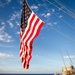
[0,0,75,74]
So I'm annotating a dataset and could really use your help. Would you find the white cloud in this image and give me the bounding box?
[0,26,13,42]
[59,15,63,18]
[0,0,11,7]
[6,0,11,4]
[53,22,58,25]
[0,25,4,31]
[15,21,20,26]
[12,7,15,9]
[51,8,55,12]
[31,5,38,9]
[10,11,21,21]
[0,1,4,7]
[42,13,51,17]
[16,31,20,34]
[0,44,14,48]
[0,52,14,59]
[47,21,58,27]
[47,22,53,27]
[35,54,39,57]
[18,0,23,4]
[6,11,21,28]
[7,21,13,28]
[59,7,63,11]
[64,55,75,59]
[1,21,5,25]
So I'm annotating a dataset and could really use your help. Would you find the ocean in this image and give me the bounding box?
[0,74,54,75]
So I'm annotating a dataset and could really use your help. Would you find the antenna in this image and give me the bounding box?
[66,49,74,66]
[60,50,66,68]
[60,50,68,72]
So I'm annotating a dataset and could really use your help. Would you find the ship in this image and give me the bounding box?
[62,65,75,75]
[55,50,75,75]
[62,50,75,75]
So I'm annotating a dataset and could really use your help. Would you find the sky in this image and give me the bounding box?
[0,0,75,74]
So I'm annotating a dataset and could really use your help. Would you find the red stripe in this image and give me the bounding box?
[25,17,40,45]
[28,48,32,63]
[24,16,40,65]
[30,22,44,46]
[22,14,36,44]
[20,42,24,57]
[20,12,45,69]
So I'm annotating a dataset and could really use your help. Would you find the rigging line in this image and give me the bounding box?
[58,17,75,30]
[55,0,75,13]
[46,0,75,18]
[51,27,74,42]
[55,0,75,14]
[60,50,66,68]
[36,0,75,30]
[42,0,75,17]
[55,1,75,17]
[66,49,74,66]
[35,0,75,42]
[54,0,74,14]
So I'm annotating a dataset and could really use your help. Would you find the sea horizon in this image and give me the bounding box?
[0,73,54,75]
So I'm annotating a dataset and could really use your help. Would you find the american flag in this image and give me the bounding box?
[20,0,45,69]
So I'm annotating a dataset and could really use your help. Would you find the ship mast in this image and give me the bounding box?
[60,50,66,68]
[66,49,74,67]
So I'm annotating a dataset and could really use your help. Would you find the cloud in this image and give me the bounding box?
[31,5,38,9]
[51,8,55,12]
[15,21,20,26]
[0,0,11,7]
[53,22,58,25]
[47,21,58,27]
[7,21,13,28]
[16,31,20,34]
[7,11,21,28]
[0,52,14,59]
[0,1,3,7]
[59,15,63,18]
[0,44,14,48]
[10,12,19,21]
[6,11,20,28]
[10,11,21,21]
[42,13,51,17]
[6,0,11,4]
[1,21,5,25]
[18,0,23,4]
[64,55,75,59]
[35,54,39,57]
[47,22,53,27]
[0,26,13,42]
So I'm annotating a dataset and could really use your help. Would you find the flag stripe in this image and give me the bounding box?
[20,0,45,69]
[27,20,44,46]
[25,16,40,45]
[29,22,44,46]
[23,13,37,45]
[22,12,34,41]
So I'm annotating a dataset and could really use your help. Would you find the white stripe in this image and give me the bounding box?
[24,13,38,45]
[26,19,43,59]
[22,58,28,69]
[26,47,30,61]
[20,49,22,54]
[22,59,25,68]
[27,20,43,46]
[20,49,26,59]
[21,12,34,41]
[20,44,23,54]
